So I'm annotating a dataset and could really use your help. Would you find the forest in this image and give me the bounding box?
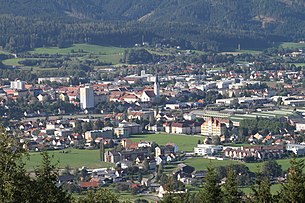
[0,0,305,52]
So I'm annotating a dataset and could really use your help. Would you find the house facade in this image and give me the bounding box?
[201,117,227,137]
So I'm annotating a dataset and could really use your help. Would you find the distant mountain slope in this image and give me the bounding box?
[0,0,305,51]
[1,0,305,29]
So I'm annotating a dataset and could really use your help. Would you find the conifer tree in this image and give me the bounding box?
[0,126,31,202]
[198,167,223,203]
[77,189,121,203]
[250,171,273,203]
[278,158,305,203]
[32,152,71,203]
[222,167,242,203]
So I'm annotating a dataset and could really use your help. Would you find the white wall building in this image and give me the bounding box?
[38,77,70,84]
[10,80,25,90]
[194,144,223,156]
[286,144,305,155]
[296,122,305,132]
[80,86,94,109]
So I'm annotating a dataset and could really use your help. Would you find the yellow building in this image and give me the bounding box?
[201,117,226,137]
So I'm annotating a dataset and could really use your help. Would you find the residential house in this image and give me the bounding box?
[104,148,150,163]
[224,145,285,161]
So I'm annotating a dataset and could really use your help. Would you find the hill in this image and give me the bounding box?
[0,0,305,52]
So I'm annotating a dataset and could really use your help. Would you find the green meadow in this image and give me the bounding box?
[2,44,127,68]
[280,42,305,49]
[29,44,126,55]
[24,148,114,171]
[130,133,203,152]
[184,157,305,173]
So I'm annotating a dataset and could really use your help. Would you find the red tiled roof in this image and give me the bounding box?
[80,182,99,188]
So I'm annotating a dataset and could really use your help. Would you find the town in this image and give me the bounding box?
[1,42,305,202]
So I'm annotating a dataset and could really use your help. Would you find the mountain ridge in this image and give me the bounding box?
[0,0,305,52]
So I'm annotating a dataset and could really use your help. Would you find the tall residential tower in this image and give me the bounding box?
[80,86,94,109]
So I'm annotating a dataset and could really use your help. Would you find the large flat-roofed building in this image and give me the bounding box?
[80,86,94,109]
[194,144,223,156]
[38,77,70,84]
[10,80,25,90]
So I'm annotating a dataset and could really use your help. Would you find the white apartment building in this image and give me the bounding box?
[10,80,25,90]
[80,86,94,109]
[194,144,223,156]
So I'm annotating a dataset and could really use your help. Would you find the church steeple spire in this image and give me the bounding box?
[154,75,160,98]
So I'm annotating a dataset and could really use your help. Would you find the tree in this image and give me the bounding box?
[278,158,305,203]
[261,160,282,178]
[0,126,31,203]
[77,189,121,203]
[93,119,104,130]
[32,152,71,203]
[138,172,143,182]
[222,168,242,203]
[73,120,83,134]
[143,158,150,171]
[100,142,105,161]
[157,162,164,181]
[212,136,221,145]
[198,167,222,203]
[250,172,273,203]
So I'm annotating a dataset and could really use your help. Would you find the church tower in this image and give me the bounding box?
[154,75,160,98]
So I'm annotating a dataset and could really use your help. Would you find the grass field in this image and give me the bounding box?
[130,133,203,152]
[280,42,305,49]
[24,148,114,171]
[2,44,127,68]
[221,49,262,55]
[241,184,281,195]
[0,50,10,54]
[184,157,305,173]
[289,62,305,67]
[29,44,126,55]
[184,157,239,170]
[2,58,23,66]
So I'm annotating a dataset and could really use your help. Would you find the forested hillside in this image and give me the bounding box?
[0,0,305,52]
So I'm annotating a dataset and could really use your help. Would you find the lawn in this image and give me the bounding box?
[184,157,305,173]
[24,148,114,171]
[241,184,282,195]
[2,44,127,68]
[29,44,126,55]
[184,157,240,171]
[2,58,23,66]
[221,49,262,55]
[118,192,158,203]
[280,42,305,49]
[129,133,203,152]
[289,62,305,67]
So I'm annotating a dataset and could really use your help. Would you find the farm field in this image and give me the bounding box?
[129,133,203,152]
[24,148,114,171]
[221,49,262,55]
[2,44,126,67]
[280,42,305,49]
[2,58,23,66]
[29,44,126,55]
[289,62,305,67]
